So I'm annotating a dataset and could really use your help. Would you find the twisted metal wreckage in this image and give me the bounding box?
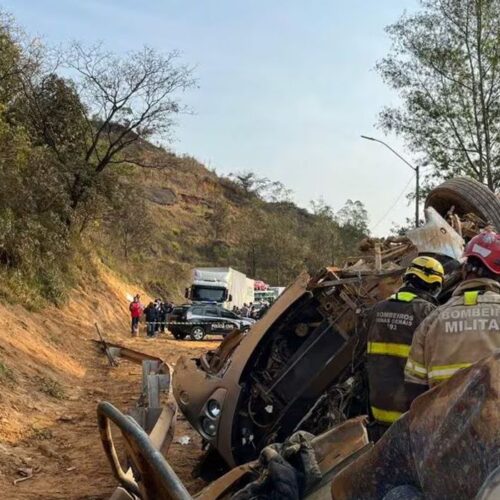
[94,177,500,499]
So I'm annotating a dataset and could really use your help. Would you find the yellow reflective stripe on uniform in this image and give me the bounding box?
[405,358,428,378]
[367,342,411,358]
[390,292,417,303]
[371,406,403,424]
[464,290,480,306]
[428,362,472,381]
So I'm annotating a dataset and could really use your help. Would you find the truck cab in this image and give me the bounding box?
[186,267,254,309]
[188,281,231,304]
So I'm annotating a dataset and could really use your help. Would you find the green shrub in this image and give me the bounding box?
[38,377,66,399]
[0,360,15,385]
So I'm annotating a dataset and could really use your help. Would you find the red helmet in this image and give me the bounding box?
[464,231,500,274]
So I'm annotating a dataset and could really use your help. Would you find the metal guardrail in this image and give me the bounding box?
[93,327,179,498]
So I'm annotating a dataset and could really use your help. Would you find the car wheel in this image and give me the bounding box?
[190,326,206,341]
[426,177,500,231]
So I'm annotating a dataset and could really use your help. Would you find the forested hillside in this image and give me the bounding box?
[0,13,369,306]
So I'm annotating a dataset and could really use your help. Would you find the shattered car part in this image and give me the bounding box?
[94,338,167,365]
[98,401,189,500]
[330,352,500,499]
[99,402,369,500]
[94,335,178,498]
[196,416,370,500]
[406,207,464,260]
[100,354,500,500]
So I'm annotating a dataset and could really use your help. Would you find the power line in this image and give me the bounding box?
[371,174,416,232]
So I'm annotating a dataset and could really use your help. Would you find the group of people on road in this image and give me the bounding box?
[233,301,270,320]
[129,295,174,338]
[365,231,500,438]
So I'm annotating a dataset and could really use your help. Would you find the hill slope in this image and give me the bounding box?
[89,146,368,302]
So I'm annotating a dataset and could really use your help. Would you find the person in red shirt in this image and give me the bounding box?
[129,294,143,337]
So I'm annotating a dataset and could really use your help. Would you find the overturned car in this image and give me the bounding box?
[172,177,500,472]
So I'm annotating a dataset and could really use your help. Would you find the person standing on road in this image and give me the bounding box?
[258,301,270,318]
[164,300,174,328]
[366,256,444,439]
[158,299,169,333]
[154,299,163,334]
[129,294,143,337]
[143,301,158,338]
[405,231,500,389]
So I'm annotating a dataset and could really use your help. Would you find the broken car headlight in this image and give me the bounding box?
[207,399,221,418]
[201,417,217,437]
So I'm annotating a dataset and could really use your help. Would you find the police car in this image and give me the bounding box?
[169,303,255,340]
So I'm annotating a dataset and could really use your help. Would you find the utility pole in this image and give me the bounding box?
[415,161,420,228]
[361,135,420,227]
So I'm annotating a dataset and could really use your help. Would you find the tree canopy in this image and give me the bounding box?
[378,0,500,191]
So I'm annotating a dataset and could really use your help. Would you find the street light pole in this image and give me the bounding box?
[415,162,420,229]
[361,135,420,227]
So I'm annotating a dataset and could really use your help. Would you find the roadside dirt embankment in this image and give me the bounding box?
[0,263,215,499]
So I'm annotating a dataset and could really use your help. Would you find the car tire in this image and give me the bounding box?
[190,326,206,341]
[425,177,500,231]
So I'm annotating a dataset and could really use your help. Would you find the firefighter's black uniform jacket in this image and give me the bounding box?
[366,286,437,426]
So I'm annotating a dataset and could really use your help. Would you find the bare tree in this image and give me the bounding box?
[229,171,270,196]
[60,43,196,209]
[229,171,293,202]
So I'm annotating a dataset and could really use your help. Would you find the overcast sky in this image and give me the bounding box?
[4,0,420,234]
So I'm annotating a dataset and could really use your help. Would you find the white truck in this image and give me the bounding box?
[186,267,254,309]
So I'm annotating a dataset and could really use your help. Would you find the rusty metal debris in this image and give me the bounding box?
[93,334,178,498]
[330,352,500,499]
[172,176,499,476]
[13,467,35,486]
[97,405,370,500]
[93,336,171,432]
[194,417,370,500]
[98,401,187,500]
[93,336,165,366]
[95,323,119,367]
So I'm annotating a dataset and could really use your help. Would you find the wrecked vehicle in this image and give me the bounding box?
[100,352,500,499]
[172,177,500,472]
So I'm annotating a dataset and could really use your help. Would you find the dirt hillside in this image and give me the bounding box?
[0,261,217,499]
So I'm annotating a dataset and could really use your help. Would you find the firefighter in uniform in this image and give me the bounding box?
[405,231,500,388]
[366,255,444,438]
